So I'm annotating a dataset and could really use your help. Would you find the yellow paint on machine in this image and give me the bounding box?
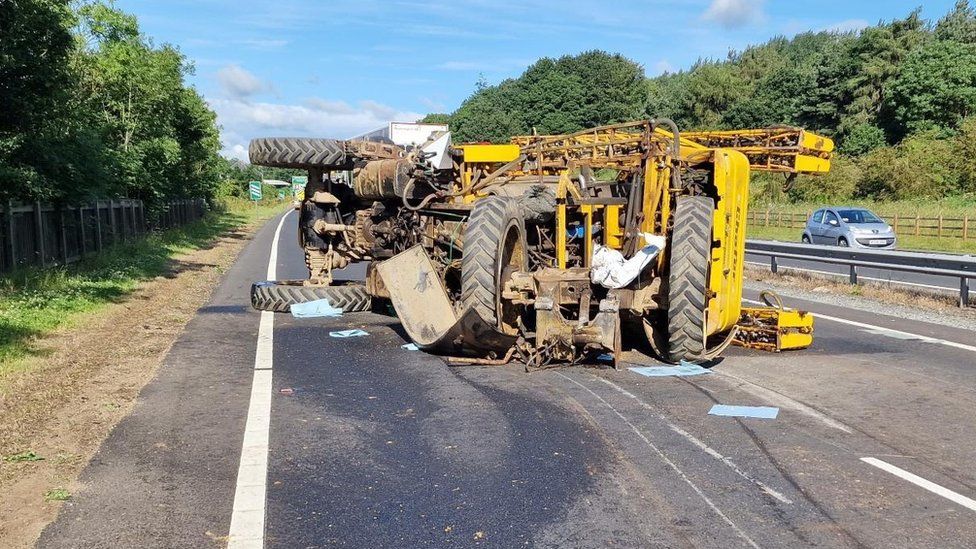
[708,149,751,337]
[457,144,521,164]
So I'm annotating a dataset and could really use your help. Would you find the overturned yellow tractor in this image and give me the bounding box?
[249,121,831,366]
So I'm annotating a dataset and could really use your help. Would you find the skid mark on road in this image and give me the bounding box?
[228,210,291,548]
[595,376,794,504]
[556,372,763,549]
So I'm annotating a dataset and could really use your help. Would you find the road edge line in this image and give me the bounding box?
[861,457,976,513]
[228,210,291,548]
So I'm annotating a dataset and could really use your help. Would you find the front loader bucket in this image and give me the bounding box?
[377,246,516,356]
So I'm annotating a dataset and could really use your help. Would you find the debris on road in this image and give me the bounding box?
[290,298,343,318]
[402,343,419,351]
[629,361,712,377]
[708,405,779,419]
[279,388,295,396]
[329,329,369,338]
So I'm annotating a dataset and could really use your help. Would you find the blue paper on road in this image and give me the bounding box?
[402,343,419,351]
[329,329,369,338]
[629,360,712,377]
[290,299,343,318]
[708,405,779,419]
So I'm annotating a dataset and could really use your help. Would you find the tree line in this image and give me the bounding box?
[0,0,265,212]
[425,1,976,202]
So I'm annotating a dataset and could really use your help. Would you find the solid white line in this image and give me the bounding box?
[596,377,793,504]
[744,260,956,292]
[228,210,291,548]
[861,457,976,513]
[557,373,762,549]
[742,298,976,354]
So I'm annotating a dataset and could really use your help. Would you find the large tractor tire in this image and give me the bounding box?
[250,280,371,313]
[460,196,527,335]
[249,137,349,170]
[666,196,714,363]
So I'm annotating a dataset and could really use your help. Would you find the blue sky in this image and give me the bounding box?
[116,0,958,160]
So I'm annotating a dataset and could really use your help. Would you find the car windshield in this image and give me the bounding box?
[838,209,883,224]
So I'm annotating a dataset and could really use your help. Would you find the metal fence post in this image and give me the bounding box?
[4,200,15,271]
[109,199,117,245]
[849,264,858,285]
[78,205,87,257]
[58,205,68,264]
[962,277,971,308]
[770,255,778,274]
[964,215,970,241]
[94,201,103,252]
[33,201,45,267]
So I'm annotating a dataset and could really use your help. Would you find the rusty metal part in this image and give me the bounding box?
[353,159,414,200]
[345,140,401,161]
[532,268,619,363]
[305,246,349,285]
[444,347,517,366]
[366,263,390,299]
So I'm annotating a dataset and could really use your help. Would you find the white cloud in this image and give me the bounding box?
[210,97,424,161]
[822,19,869,34]
[702,0,765,29]
[216,64,272,100]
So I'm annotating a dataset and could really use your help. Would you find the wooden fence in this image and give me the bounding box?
[747,209,972,240]
[0,198,207,274]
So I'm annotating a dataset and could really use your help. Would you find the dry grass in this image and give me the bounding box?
[0,205,281,549]
[744,264,976,319]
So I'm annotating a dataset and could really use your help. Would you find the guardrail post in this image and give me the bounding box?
[962,277,971,308]
[770,255,778,274]
[849,264,858,285]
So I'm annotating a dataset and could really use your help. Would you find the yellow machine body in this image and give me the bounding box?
[734,307,815,352]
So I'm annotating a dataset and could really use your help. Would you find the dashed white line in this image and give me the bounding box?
[557,372,762,549]
[861,457,976,513]
[742,298,976,354]
[228,210,291,549]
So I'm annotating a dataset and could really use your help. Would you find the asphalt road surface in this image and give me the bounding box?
[38,211,976,548]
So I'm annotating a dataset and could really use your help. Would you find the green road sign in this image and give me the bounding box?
[249,181,262,201]
[278,190,286,200]
[291,175,308,198]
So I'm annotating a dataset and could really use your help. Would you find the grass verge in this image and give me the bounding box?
[0,198,285,379]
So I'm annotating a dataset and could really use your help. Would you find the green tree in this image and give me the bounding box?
[888,39,976,137]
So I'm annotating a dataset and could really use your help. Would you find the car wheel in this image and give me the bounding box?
[838,237,849,247]
[801,234,811,244]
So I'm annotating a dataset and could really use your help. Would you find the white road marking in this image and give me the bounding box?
[228,210,291,548]
[595,377,793,504]
[558,373,763,549]
[742,298,976,354]
[744,260,957,292]
[861,457,976,513]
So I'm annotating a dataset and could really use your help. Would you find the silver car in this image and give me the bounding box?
[801,207,896,249]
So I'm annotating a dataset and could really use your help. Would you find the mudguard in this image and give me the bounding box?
[376,246,516,356]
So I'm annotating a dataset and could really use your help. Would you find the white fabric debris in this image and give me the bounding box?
[590,234,667,289]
